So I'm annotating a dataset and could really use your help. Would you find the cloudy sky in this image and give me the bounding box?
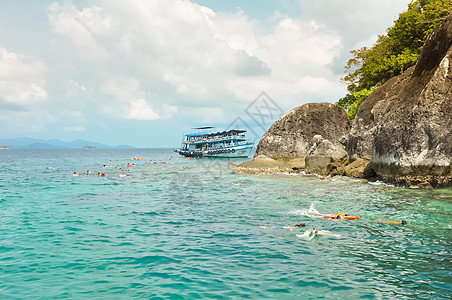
[0,0,411,147]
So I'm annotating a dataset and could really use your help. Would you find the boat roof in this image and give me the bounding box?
[192,126,214,129]
[185,129,247,137]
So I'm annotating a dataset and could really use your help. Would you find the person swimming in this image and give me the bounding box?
[303,211,361,220]
[376,219,407,225]
[293,223,306,228]
[260,223,306,231]
[297,228,342,239]
[297,229,317,240]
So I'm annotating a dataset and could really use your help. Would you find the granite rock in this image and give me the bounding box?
[256,102,350,160]
[347,16,452,187]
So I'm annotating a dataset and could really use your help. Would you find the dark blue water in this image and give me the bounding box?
[0,148,450,299]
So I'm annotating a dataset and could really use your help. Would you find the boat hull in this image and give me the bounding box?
[176,143,253,158]
[204,144,253,158]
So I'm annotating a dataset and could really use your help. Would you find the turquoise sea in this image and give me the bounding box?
[0,148,451,299]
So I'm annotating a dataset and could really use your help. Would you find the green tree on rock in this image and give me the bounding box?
[337,0,452,119]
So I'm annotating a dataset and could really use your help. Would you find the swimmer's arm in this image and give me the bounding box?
[302,211,322,218]
[316,230,342,238]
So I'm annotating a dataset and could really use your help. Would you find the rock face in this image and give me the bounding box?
[347,16,452,188]
[234,103,350,175]
[256,102,350,161]
[236,16,451,188]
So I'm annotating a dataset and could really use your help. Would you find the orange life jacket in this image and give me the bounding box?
[376,219,400,224]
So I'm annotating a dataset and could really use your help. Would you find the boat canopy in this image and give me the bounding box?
[185,129,247,137]
[192,126,215,130]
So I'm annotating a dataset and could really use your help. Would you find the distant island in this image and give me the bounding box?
[0,138,134,149]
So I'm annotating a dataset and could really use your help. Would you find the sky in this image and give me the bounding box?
[0,0,412,147]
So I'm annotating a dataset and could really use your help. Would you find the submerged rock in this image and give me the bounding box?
[234,155,304,174]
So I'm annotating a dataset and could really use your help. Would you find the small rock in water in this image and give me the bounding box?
[320,177,332,182]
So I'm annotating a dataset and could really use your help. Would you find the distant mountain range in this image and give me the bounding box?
[0,138,134,149]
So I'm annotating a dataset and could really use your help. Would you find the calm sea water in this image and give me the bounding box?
[0,148,450,299]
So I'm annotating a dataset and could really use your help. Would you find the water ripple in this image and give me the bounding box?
[0,149,450,299]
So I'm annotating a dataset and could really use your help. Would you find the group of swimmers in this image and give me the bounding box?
[73,170,105,177]
[303,207,407,225]
[262,206,407,240]
[72,156,176,177]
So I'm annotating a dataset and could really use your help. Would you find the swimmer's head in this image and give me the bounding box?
[294,223,306,227]
[401,220,407,225]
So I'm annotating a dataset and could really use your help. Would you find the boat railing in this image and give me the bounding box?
[185,135,246,144]
[180,141,253,152]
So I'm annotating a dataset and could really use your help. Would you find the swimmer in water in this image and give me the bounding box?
[302,211,324,218]
[315,230,342,238]
[297,228,342,239]
[303,211,360,220]
[260,223,306,231]
[376,219,407,225]
[286,223,306,230]
[73,172,79,176]
[297,229,317,240]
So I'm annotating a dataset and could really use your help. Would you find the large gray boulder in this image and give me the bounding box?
[347,16,452,187]
[256,102,350,160]
[235,102,350,175]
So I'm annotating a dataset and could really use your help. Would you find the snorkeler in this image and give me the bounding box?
[303,211,361,220]
[260,223,306,231]
[376,219,407,225]
[297,229,317,240]
[290,223,306,230]
[297,228,342,239]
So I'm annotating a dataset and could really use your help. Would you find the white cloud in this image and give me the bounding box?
[0,0,414,145]
[125,98,160,120]
[46,0,345,116]
[0,109,57,131]
[47,2,111,60]
[0,47,47,105]
[63,126,86,132]
[65,79,90,98]
[298,0,411,48]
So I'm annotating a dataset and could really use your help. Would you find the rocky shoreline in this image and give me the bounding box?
[235,16,452,188]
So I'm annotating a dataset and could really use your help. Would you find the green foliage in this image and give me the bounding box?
[337,0,452,119]
[342,0,452,93]
[338,88,376,119]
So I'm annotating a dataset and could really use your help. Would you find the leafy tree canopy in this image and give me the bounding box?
[337,0,452,119]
